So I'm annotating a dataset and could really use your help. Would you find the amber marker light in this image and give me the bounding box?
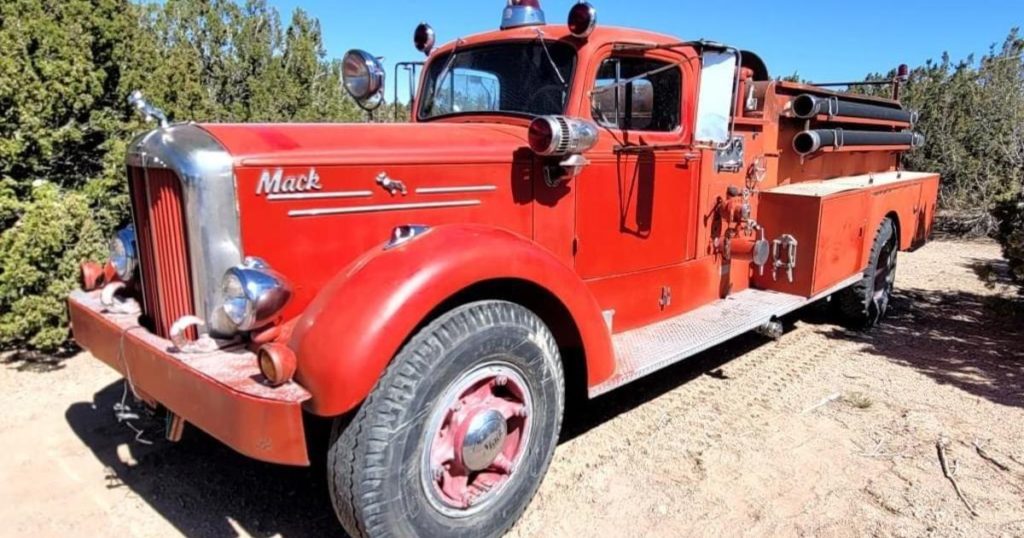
[258,343,298,387]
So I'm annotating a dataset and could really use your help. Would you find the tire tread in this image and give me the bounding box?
[328,301,563,538]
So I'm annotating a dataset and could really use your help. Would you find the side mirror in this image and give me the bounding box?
[694,49,739,145]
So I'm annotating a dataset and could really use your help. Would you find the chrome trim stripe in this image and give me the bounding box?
[268,190,373,201]
[415,185,498,195]
[290,200,481,218]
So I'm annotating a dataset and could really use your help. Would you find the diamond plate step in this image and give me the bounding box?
[590,276,860,398]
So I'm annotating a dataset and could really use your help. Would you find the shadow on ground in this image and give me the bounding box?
[63,285,1023,536]
[819,287,1023,409]
[3,346,79,373]
[66,386,339,537]
[65,325,780,537]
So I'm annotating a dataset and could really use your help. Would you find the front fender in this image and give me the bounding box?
[290,224,614,416]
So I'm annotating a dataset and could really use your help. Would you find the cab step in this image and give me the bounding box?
[589,275,861,398]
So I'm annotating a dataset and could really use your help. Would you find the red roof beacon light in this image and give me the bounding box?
[896,63,910,82]
[568,2,597,38]
[501,0,546,30]
[414,23,436,56]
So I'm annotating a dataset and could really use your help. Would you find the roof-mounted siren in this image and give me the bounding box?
[567,2,597,38]
[501,0,546,30]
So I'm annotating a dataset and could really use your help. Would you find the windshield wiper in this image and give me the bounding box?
[423,39,464,115]
[535,30,567,87]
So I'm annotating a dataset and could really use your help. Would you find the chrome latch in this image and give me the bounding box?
[376,172,408,196]
[659,286,672,310]
[714,136,745,173]
[385,224,430,250]
[772,234,798,283]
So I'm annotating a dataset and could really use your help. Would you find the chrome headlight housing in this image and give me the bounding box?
[220,257,292,332]
[109,225,138,280]
[342,49,386,111]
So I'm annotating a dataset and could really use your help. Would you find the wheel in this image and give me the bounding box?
[328,301,564,538]
[835,217,898,329]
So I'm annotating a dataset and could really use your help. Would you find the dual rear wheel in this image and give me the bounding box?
[835,217,899,329]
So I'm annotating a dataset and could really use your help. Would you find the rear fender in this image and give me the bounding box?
[290,224,614,416]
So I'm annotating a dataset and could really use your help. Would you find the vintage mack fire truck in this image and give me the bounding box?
[68,1,939,536]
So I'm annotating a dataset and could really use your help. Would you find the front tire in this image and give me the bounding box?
[835,217,898,329]
[328,301,564,538]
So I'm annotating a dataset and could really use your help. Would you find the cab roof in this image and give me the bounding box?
[428,24,686,57]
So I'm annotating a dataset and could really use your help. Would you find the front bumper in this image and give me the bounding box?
[68,290,311,466]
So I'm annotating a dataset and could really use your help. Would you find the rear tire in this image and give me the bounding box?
[835,217,898,329]
[327,301,564,538]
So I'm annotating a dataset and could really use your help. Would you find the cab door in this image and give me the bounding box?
[572,45,699,280]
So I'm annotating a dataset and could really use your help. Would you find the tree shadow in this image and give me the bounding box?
[2,346,80,373]
[813,287,1024,409]
[66,384,342,537]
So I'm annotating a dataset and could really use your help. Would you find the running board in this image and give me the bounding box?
[589,275,861,398]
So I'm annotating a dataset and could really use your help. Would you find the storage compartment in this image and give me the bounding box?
[751,171,936,297]
[752,189,868,297]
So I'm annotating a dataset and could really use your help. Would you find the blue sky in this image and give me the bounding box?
[267,0,1023,85]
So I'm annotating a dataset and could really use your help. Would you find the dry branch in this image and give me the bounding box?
[937,437,979,517]
[802,392,841,415]
[974,440,1012,472]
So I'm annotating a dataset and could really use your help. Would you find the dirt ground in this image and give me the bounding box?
[2,238,1023,537]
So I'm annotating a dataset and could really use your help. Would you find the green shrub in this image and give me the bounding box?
[0,0,364,354]
[0,182,107,351]
[993,194,1024,289]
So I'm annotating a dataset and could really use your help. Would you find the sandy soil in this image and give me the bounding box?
[2,239,1022,537]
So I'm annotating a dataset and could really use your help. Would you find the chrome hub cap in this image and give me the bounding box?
[460,408,508,472]
[421,363,533,517]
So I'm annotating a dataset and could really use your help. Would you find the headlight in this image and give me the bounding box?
[220,257,292,332]
[342,49,385,111]
[109,225,137,280]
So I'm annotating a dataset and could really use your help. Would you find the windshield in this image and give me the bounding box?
[418,41,577,121]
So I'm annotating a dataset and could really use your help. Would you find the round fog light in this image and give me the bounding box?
[258,343,297,387]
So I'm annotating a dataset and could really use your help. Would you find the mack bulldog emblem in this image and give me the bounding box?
[257,168,323,196]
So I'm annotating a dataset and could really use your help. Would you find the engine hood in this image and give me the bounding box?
[200,122,530,166]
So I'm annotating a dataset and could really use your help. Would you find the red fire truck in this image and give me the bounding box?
[69,1,939,536]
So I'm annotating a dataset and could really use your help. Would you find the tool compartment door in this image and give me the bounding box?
[753,171,936,297]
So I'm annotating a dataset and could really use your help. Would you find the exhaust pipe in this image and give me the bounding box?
[793,129,924,156]
[791,94,917,124]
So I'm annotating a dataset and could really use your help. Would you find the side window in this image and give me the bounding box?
[592,57,681,132]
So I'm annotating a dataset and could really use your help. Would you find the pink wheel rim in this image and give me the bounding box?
[421,363,533,516]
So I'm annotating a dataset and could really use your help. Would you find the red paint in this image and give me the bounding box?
[289,224,614,417]
[70,22,940,466]
[68,291,310,465]
[426,372,528,508]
